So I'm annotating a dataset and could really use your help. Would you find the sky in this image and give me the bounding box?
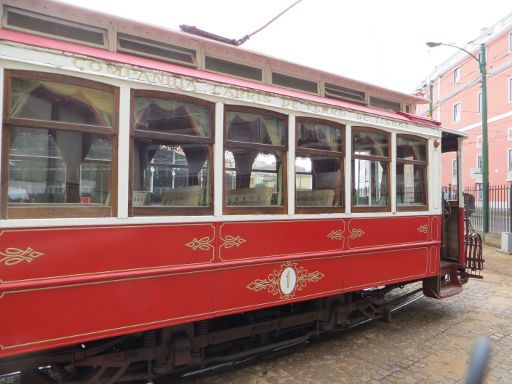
[62,0,511,95]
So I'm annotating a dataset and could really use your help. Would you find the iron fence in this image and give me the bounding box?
[442,184,512,234]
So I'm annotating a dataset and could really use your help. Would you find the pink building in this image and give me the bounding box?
[418,13,512,192]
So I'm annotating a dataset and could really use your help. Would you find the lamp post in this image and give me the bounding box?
[426,42,489,234]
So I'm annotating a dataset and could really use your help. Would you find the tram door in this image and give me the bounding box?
[441,132,464,263]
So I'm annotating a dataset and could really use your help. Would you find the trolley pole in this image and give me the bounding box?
[426,41,489,233]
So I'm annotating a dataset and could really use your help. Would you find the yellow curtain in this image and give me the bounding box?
[227,112,283,146]
[316,123,341,152]
[10,78,114,126]
[134,97,211,137]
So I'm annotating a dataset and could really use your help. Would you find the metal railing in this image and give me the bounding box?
[442,184,512,234]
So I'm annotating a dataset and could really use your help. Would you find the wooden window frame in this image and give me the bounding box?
[129,89,215,216]
[396,134,429,212]
[223,105,288,215]
[351,126,391,213]
[1,70,119,219]
[295,117,344,214]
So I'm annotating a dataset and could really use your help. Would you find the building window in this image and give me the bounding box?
[508,149,512,171]
[476,135,482,148]
[453,67,461,83]
[453,102,461,123]
[476,183,483,202]
[3,71,118,219]
[477,154,483,170]
[477,92,482,114]
[509,31,512,52]
[224,106,287,214]
[396,135,428,210]
[509,77,512,103]
[508,127,512,141]
[295,118,344,212]
[452,159,458,178]
[352,127,390,211]
[131,90,214,215]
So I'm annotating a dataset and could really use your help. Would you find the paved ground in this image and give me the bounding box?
[176,245,512,384]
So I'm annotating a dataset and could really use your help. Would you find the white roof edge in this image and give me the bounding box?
[441,127,468,138]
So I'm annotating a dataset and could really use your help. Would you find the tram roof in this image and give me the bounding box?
[0,0,443,129]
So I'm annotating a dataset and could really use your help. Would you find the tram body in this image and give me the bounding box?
[0,0,481,380]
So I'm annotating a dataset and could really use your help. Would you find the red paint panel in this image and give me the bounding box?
[0,224,215,282]
[219,220,345,261]
[0,216,441,358]
[431,216,441,241]
[347,217,430,249]
[0,271,215,357]
[429,246,440,274]
[213,258,343,312]
[344,248,429,289]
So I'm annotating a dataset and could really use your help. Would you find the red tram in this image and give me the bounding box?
[0,1,483,382]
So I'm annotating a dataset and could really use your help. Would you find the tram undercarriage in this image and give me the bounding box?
[0,283,424,384]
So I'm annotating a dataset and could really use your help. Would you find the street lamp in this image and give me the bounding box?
[426,41,489,234]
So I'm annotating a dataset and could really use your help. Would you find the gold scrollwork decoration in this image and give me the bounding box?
[246,261,324,299]
[417,224,429,234]
[185,237,214,251]
[349,228,365,239]
[0,247,44,266]
[221,235,246,249]
[327,229,344,241]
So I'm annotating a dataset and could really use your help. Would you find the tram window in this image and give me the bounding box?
[3,71,117,219]
[224,107,287,213]
[295,118,344,212]
[131,91,214,215]
[352,128,390,212]
[396,135,428,210]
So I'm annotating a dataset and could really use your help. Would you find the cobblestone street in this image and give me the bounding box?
[176,246,512,384]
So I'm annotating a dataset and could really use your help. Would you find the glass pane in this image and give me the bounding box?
[134,97,211,137]
[8,127,112,205]
[353,130,389,157]
[295,156,342,207]
[133,139,211,208]
[397,136,426,161]
[397,164,427,206]
[352,159,389,207]
[10,77,114,127]
[297,122,343,152]
[226,111,285,145]
[225,147,283,206]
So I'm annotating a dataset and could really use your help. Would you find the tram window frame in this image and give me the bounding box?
[1,70,119,219]
[129,89,215,216]
[396,134,429,212]
[223,105,288,215]
[295,117,344,214]
[351,127,391,213]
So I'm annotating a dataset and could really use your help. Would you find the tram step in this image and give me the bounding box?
[438,283,463,298]
[438,264,463,298]
[423,263,463,299]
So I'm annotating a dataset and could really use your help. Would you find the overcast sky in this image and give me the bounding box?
[64,0,511,94]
